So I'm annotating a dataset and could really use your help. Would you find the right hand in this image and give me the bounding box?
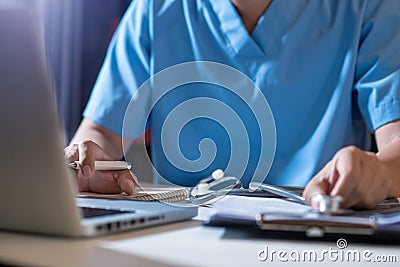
[64,140,137,194]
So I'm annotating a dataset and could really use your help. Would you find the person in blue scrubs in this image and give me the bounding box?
[65,0,400,209]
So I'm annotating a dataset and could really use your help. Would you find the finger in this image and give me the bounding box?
[76,168,90,192]
[86,170,137,194]
[65,144,83,192]
[64,144,79,163]
[326,161,340,194]
[303,176,329,208]
[78,141,96,177]
[303,161,333,208]
[330,148,362,192]
[117,171,138,195]
[329,170,359,209]
[87,171,121,194]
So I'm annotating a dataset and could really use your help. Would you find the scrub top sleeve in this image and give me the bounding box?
[354,0,400,133]
[83,1,151,136]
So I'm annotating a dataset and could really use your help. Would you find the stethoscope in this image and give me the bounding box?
[189,170,353,214]
[189,169,306,205]
[189,169,241,205]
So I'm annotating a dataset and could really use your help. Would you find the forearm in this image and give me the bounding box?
[376,136,400,198]
[70,118,129,160]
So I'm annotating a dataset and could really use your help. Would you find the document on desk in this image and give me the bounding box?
[208,195,310,225]
[212,196,309,216]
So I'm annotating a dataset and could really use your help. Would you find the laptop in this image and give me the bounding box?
[0,4,197,237]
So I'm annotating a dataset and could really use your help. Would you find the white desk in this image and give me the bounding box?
[1,206,399,267]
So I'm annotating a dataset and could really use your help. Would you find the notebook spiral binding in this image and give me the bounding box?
[133,188,190,202]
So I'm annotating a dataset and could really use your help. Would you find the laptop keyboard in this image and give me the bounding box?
[80,207,135,219]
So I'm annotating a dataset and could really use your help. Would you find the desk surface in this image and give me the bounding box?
[1,204,399,267]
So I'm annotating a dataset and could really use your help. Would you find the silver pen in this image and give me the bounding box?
[68,161,132,171]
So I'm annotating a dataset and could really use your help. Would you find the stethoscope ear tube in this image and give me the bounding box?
[189,178,241,205]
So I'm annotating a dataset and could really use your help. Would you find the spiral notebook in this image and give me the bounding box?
[77,186,190,203]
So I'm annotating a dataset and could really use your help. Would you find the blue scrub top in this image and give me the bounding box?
[84,0,400,187]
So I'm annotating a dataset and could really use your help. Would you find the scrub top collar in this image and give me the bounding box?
[206,0,307,58]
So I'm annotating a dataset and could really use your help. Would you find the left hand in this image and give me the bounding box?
[303,146,392,209]
[64,140,138,195]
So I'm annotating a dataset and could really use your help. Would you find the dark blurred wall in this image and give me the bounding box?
[42,0,132,141]
[80,0,132,125]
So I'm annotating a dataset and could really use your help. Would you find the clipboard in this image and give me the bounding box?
[206,195,400,240]
[255,212,377,237]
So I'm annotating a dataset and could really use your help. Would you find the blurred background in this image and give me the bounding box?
[10,0,153,182]
[19,0,132,140]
